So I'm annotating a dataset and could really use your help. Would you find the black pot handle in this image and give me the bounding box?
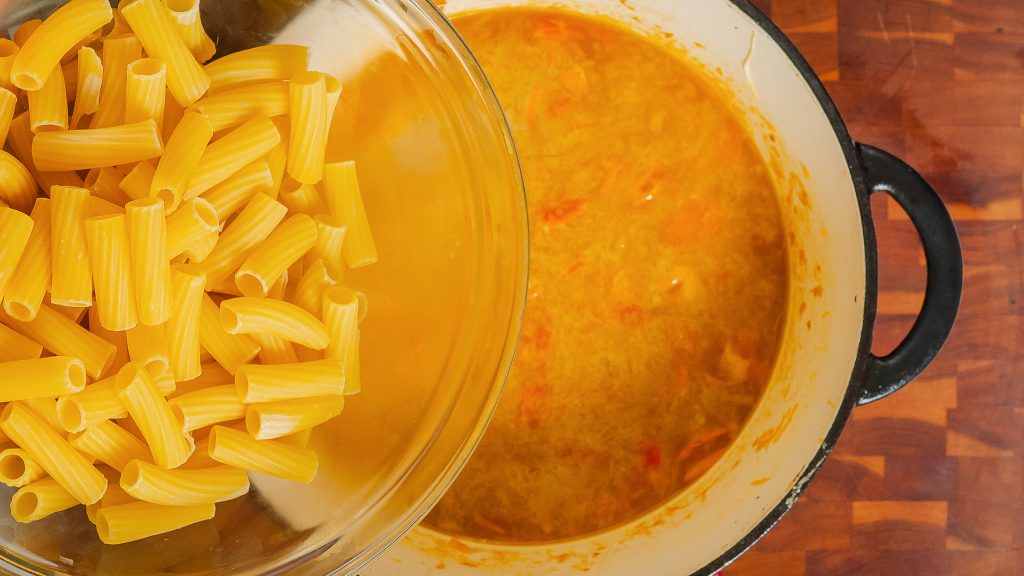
[855,143,963,405]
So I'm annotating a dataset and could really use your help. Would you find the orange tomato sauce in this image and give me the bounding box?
[424,7,789,543]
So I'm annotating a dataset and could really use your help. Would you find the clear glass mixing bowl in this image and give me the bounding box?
[0,0,528,574]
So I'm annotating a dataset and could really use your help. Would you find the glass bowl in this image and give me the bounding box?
[0,0,528,574]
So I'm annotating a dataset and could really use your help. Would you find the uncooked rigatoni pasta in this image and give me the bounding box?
[235,214,317,298]
[85,214,138,331]
[151,112,213,210]
[220,297,329,350]
[70,46,101,128]
[245,395,344,440]
[33,119,163,171]
[125,323,169,377]
[50,186,92,306]
[0,88,16,147]
[91,33,141,129]
[183,116,281,198]
[199,193,287,285]
[189,81,290,131]
[118,160,157,201]
[8,0,112,92]
[120,0,209,106]
[164,0,217,64]
[204,44,309,93]
[121,459,248,505]
[0,151,39,212]
[169,384,246,431]
[198,294,260,374]
[124,58,166,127]
[114,363,191,469]
[167,267,205,381]
[0,357,86,400]
[124,198,170,326]
[235,358,344,403]
[10,477,80,522]
[0,208,33,303]
[324,161,378,268]
[56,377,127,433]
[27,65,67,132]
[0,323,42,362]
[96,501,215,545]
[199,159,274,220]
[287,72,327,184]
[166,198,219,259]
[208,425,317,483]
[0,448,47,487]
[69,419,151,472]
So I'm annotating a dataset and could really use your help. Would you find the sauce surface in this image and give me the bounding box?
[425,7,789,543]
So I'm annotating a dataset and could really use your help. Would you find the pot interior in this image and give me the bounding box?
[371,0,869,574]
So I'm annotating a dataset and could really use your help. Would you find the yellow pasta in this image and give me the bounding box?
[27,65,67,132]
[8,112,85,194]
[287,72,327,184]
[198,293,259,374]
[165,0,217,64]
[0,150,39,213]
[13,20,42,47]
[184,116,282,199]
[0,323,43,362]
[204,45,309,93]
[245,395,344,440]
[69,419,151,472]
[323,161,378,268]
[49,186,93,307]
[322,285,360,356]
[96,501,215,544]
[290,259,337,317]
[167,266,206,381]
[61,56,77,100]
[91,33,141,129]
[89,196,125,217]
[118,159,156,201]
[85,479,132,525]
[266,116,289,197]
[56,377,127,433]
[0,87,17,147]
[0,357,86,400]
[220,297,328,350]
[0,208,33,304]
[168,385,245,431]
[152,372,177,397]
[120,0,209,107]
[312,215,347,280]
[280,181,325,216]
[23,397,63,432]
[235,358,344,403]
[10,477,80,522]
[189,81,289,132]
[208,425,317,482]
[199,159,274,220]
[0,448,47,487]
[279,427,313,449]
[252,332,298,365]
[0,402,107,504]
[166,198,219,259]
[86,165,131,205]
[33,119,163,171]
[114,362,191,469]
[1,304,115,378]
[324,73,341,124]
[200,193,287,286]
[124,198,171,326]
[0,39,19,91]
[184,230,218,263]
[151,112,213,210]
[9,0,112,92]
[121,459,248,507]
[125,323,168,377]
[87,306,130,375]
[85,213,139,331]
[235,214,316,298]
[124,58,166,127]
[70,46,102,128]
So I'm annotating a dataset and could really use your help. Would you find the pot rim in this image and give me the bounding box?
[691,2,879,574]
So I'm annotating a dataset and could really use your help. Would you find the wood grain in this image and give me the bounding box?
[727,0,1016,574]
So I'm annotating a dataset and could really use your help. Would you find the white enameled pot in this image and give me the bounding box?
[367,0,963,574]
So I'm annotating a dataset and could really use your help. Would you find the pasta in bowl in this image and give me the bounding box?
[0,0,526,573]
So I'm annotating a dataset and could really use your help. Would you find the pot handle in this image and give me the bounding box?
[854,143,963,405]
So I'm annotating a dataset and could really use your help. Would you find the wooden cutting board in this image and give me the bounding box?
[727,1,1021,575]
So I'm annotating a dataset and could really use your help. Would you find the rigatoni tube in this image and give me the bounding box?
[124,58,166,127]
[151,112,213,211]
[2,304,116,378]
[184,116,281,199]
[199,159,273,221]
[323,161,378,268]
[50,186,92,307]
[198,293,259,374]
[286,72,327,184]
[0,448,47,487]
[120,0,210,107]
[8,0,112,92]
[235,358,344,403]
[121,459,248,506]
[246,395,344,440]
[166,198,219,259]
[189,81,289,131]
[164,0,217,63]
[33,119,163,171]
[85,214,139,331]
[10,477,79,522]
[167,266,206,381]
[199,193,286,286]
[114,362,192,469]
[204,45,309,93]
[0,207,33,303]
[70,46,101,128]
[125,198,171,326]
[91,33,141,129]
[208,425,317,483]
[168,384,246,431]
[220,297,329,350]
[235,214,317,298]
[96,501,215,545]
[56,377,127,433]
[0,357,86,400]
[0,150,38,212]
[27,65,67,132]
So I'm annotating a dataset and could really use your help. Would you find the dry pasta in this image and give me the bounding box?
[121,459,248,505]
[70,46,102,128]
[0,402,107,504]
[251,332,298,366]
[208,425,317,483]
[151,112,213,210]
[168,385,246,431]
[69,419,152,472]
[91,33,141,129]
[96,501,215,544]
[86,165,131,206]
[280,181,325,216]
[1,303,116,378]
[165,0,217,64]
[0,150,39,213]
[198,294,260,374]
[3,201,49,322]
[286,72,327,184]
[0,87,16,147]
[120,0,209,107]
[0,448,47,487]
[0,40,19,91]
[10,477,80,522]
[323,161,378,268]
[0,323,43,362]
[27,65,67,132]
[0,208,33,303]
[200,193,287,286]
[290,259,338,317]
[9,0,112,92]
[125,323,169,377]
[85,213,139,331]
[0,357,86,400]
[313,215,347,280]
[166,198,219,259]
[184,116,281,199]
[124,58,166,127]
[235,214,317,298]
[33,119,163,171]
[235,359,344,403]
[125,198,171,326]
[114,363,191,469]
[23,397,63,433]
[118,159,157,201]
[56,377,128,433]
[167,266,205,381]
[50,186,93,307]
[200,159,274,220]
[221,297,329,350]
[245,395,344,440]
[204,44,309,93]
[189,81,289,131]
